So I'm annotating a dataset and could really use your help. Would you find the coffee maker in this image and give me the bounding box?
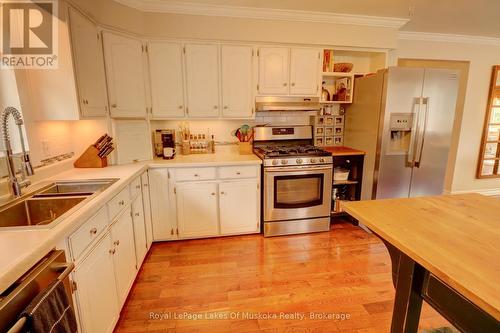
[154,130,176,159]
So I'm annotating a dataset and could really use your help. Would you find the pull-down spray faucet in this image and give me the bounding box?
[1,107,34,197]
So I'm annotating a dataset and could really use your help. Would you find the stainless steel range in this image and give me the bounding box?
[253,125,333,237]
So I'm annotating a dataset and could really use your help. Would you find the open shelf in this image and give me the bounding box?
[333,180,358,186]
[322,72,354,77]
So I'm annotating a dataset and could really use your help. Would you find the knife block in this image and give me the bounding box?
[74,145,108,168]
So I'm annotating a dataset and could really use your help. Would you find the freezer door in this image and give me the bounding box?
[375,67,425,199]
[409,69,459,197]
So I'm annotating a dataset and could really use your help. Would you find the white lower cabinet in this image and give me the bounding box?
[219,180,260,235]
[176,182,219,238]
[149,169,176,240]
[111,209,138,308]
[132,194,148,266]
[73,233,118,333]
[141,172,154,249]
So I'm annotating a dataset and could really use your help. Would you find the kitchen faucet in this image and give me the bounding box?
[1,107,34,197]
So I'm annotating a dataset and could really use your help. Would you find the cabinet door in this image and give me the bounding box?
[148,42,185,118]
[103,32,147,118]
[184,44,220,118]
[74,233,118,333]
[258,47,289,95]
[221,45,254,118]
[149,169,176,240]
[141,172,153,249]
[290,48,320,95]
[68,8,108,118]
[111,209,137,307]
[132,194,148,266]
[176,182,219,238]
[219,180,260,235]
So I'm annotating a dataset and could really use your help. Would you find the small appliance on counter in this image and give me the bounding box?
[154,130,176,159]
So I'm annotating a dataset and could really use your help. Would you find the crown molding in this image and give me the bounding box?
[398,31,500,46]
[113,0,409,29]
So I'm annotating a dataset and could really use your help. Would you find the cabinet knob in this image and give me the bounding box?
[143,184,148,187]
[214,105,218,109]
[211,192,216,196]
[223,106,228,109]
[135,213,140,217]
[90,227,97,235]
[111,103,117,108]
[178,105,183,109]
[118,200,125,205]
[236,172,241,175]
[114,240,120,246]
[291,83,295,87]
[220,191,225,195]
[109,249,116,254]
[194,174,199,177]
[283,83,288,87]
[136,185,141,189]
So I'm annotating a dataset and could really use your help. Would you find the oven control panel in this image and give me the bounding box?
[264,156,333,167]
[272,128,294,135]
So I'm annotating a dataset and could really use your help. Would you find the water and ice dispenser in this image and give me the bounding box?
[388,113,413,154]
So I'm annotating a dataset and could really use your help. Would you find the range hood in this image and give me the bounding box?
[255,96,320,112]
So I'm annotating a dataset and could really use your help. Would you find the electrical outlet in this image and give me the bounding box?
[41,140,51,157]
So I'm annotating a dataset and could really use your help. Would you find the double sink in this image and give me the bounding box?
[0,179,118,229]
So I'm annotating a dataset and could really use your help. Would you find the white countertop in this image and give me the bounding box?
[0,149,261,294]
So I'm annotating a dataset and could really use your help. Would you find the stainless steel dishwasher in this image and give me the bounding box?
[0,250,75,333]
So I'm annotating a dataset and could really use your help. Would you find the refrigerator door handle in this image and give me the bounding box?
[414,97,429,168]
[406,97,422,168]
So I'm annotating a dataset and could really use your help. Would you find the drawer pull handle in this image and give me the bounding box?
[194,174,199,177]
[211,192,216,196]
[90,227,98,235]
[109,249,116,254]
[118,200,125,205]
[220,191,225,195]
[236,172,241,175]
[114,240,120,246]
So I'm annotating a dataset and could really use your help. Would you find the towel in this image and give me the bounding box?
[20,279,77,333]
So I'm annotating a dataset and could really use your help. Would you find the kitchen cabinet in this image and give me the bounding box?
[73,233,118,333]
[176,182,219,238]
[184,43,220,118]
[290,48,320,95]
[110,209,137,307]
[221,45,255,118]
[132,194,148,266]
[258,47,290,95]
[148,42,185,118]
[68,7,108,118]
[140,172,153,249]
[257,46,320,96]
[219,180,260,234]
[103,32,148,118]
[149,169,176,240]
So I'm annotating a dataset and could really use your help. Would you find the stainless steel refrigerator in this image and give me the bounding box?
[345,67,460,200]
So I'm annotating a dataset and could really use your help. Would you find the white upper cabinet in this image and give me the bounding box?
[176,182,219,238]
[184,43,220,118]
[258,47,290,95]
[68,8,108,118]
[148,42,185,118]
[289,48,320,95]
[221,45,254,118]
[103,32,147,118]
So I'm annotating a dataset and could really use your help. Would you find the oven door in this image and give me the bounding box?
[264,165,332,222]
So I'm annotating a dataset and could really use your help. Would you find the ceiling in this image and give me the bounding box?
[117,0,500,38]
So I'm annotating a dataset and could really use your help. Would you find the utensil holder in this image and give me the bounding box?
[238,142,252,155]
[74,145,108,168]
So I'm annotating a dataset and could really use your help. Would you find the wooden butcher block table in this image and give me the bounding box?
[342,193,500,333]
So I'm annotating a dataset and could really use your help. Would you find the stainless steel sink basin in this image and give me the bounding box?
[32,180,114,197]
[1,197,87,227]
[0,178,118,230]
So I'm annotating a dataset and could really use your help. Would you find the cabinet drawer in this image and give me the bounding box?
[219,165,258,179]
[108,187,130,221]
[69,207,108,261]
[130,177,142,199]
[174,167,216,181]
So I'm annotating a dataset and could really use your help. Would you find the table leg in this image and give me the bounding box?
[391,252,426,333]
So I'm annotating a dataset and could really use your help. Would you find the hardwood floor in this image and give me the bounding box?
[115,223,451,333]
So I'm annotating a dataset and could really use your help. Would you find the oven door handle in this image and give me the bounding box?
[264,165,332,173]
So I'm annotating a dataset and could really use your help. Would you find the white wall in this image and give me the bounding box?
[391,38,500,193]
